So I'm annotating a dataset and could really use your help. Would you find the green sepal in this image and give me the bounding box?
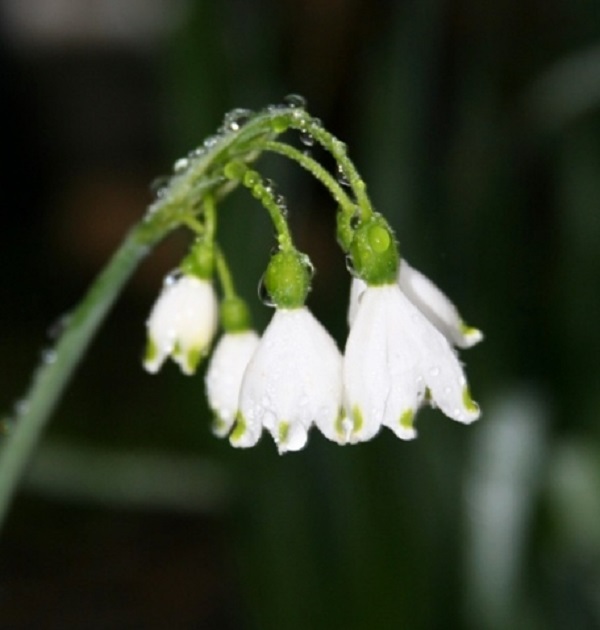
[220,296,252,332]
[264,249,312,309]
[348,214,399,285]
[180,238,214,280]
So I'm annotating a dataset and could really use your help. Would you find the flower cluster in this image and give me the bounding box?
[142,103,482,452]
[144,245,482,453]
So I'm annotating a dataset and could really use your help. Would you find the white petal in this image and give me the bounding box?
[382,285,480,426]
[341,287,392,444]
[144,276,218,375]
[347,262,483,350]
[398,260,483,349]
[344,285,480,443]
[232,307,342,453]
[347,277,367,328]
[205,330,260,436]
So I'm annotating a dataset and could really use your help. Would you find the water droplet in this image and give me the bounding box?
[345,254,358,277]
[47,312,71,340]
[430,366,440,377]
[261,395,272,408]
[222,107,252,131]
[264,178,276,195]
[173,157,189,173]
[284,94,307,109]
[299,130,314,146]
[41,348,57,365]
[258,276,275,307]
[275,194,288,217]
[163,269,183,287]
[337,165,350,187]
[188,146,206,159]
[444,387,451,396]
[150,175,169,196]
[14,399,29,417]
[203,135,220,149]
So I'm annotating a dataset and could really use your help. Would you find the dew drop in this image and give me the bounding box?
[299,130,314,147]
[337,165,350,187]
[47,312,71,340]
[203,134,220,149]
[173,157,189,173]
[430,366,440,377]
[150,175,169,196]
[14,399,29,417]
[163,269,183,287]
[41,348,57,365]
[284,94,307,109]
[258,275,275,307]
[222,107,252,131]
[345,254,358,277]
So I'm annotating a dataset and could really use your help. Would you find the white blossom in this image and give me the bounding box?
[348,259,483,349]
[341,283,480,444]
[205,330,260,437]
[230,307,343,453]
[143,275,218,375]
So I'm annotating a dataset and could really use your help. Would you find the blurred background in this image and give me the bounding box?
[1,0,600,628]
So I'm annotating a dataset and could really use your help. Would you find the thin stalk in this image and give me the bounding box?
[260,140,356,215]
[0,223,161,531]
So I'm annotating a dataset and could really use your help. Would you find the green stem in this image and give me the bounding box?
[261,140,356,215]
[0,102,304,531]
[288,117,374,220]
[214,245,236,299]
[0,223,161,531]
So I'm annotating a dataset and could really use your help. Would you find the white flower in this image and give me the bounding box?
[143,275,218,375]
[230,307,343,453]
[205,330,260,437]
[341,283,480,443]
[348,259,483,348]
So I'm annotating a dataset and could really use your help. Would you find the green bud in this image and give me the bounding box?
[348,214,399,285]
[223,160,247,180]
[180,239,214,279]
[243,170,260,188]
[263,249,312,309]
[271,115,290,133]
[220,296,252,332]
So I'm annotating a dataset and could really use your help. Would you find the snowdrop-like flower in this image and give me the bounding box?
[341,283,480,444]
[230,307,343,453]
[144,274,218,375]
[348,260,483,349]
[205,330,260,437]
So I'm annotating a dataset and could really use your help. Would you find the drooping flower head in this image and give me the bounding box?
[144,239,218,375]
[331,214,481,444]
[205,296,260,437]
[229,250,343,453]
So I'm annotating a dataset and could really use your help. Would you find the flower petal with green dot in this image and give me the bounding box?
[343,284,480,444]
[348,259,483,349]
[205,297,260,437]
[231,306,343,453]
[229,250,343,453]
[339,216,480,444]
[143,274,218,375]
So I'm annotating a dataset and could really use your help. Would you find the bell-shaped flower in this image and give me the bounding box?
[340,283,480,444]
[230,307,343,453]
[348,259,483,349]
[205,330,260,437]
[143,274,218,375]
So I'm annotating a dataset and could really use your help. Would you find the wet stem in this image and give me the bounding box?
[0,223,160,531]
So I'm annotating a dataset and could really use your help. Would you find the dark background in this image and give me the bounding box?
[1,0,600,628]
